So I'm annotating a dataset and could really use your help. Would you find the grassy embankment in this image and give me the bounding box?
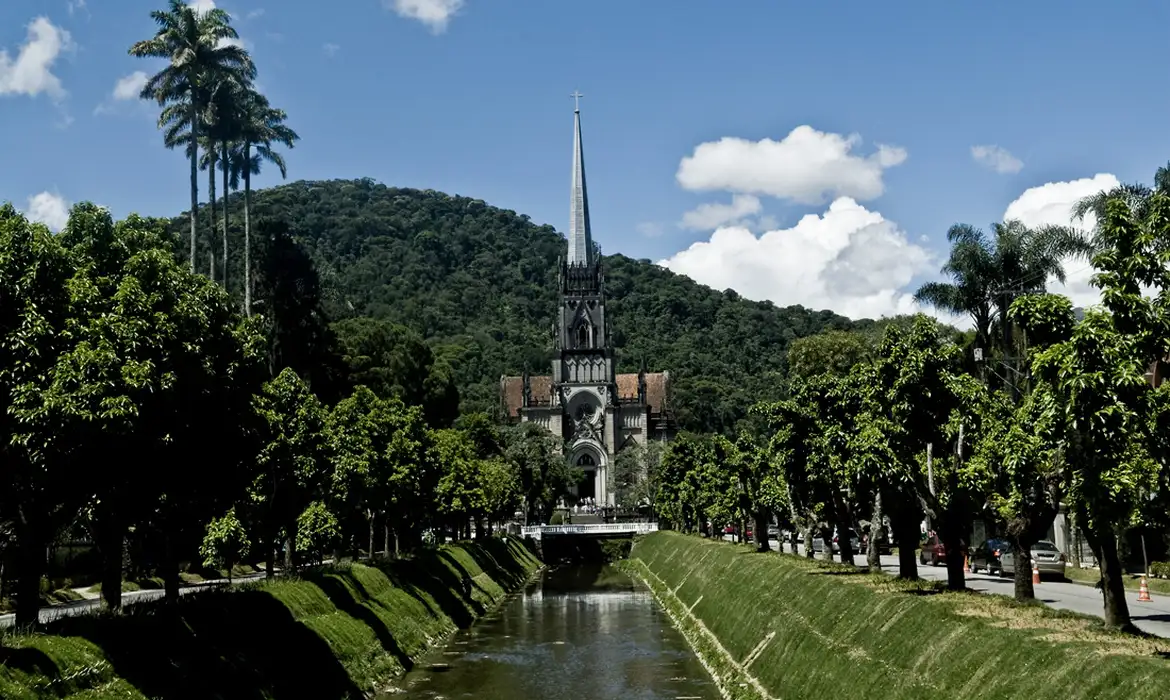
[0,537,541,700]
[624,531,1170,700]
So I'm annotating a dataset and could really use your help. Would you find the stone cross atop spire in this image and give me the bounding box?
[567,91,593,266]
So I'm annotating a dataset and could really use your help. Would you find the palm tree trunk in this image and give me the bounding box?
[243,144,252,316]
[221,140,230,292]
[207,150,218,281]
[188,102,199,272]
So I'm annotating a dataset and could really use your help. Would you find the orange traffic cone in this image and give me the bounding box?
[1031,563,1041,585]
[1138,577,1153,603]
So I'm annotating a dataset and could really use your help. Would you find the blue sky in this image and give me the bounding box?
[2,0,1167,319]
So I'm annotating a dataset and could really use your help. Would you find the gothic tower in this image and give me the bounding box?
[550,96,617,503]
[498,96,677,510]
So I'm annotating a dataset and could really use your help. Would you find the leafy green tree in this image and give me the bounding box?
[333,317,460,427]
[130,0,254,271]
[432,429,486,540]
[251,367,329,577]
[610,440,664,513]
[253,220,346,400]
[786,330,875,379]
[502,423,576,524]
[296,501,340,566]
[327,386,393,559]
[0,205,77,626]
[1022,197,1170,631]
[383,401,437,552]
[200,508,250,582]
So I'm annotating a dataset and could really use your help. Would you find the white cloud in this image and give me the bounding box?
[0,17,74,101]
[186,0,247,48]
[679,194,761,231]
[971,145,1024,174]
[189,0,217,13]
[25,191,70,232]
[323,42,340,57]
[1002,173,1119,309]
[387,0,465,33]
[112,71,148,100]
[659,197,935,320]
[675,125,907,205]
[67,0,87,16]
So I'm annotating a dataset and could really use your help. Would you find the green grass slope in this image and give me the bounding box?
[626,531,1170,700]
[0,538,541,700]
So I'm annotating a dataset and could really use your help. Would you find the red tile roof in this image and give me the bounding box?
[499,372,670,419]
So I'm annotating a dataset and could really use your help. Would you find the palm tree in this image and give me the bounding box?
[230,91,299,315]
[1071,162,1170,244]
[915,220,1090,367]
[129,0,254,272]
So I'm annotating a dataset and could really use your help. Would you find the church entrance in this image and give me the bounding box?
[575,453,597,501]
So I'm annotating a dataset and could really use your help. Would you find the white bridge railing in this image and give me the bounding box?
[520,522,658,540]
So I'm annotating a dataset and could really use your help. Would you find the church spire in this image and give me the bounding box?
[567,91,593,267]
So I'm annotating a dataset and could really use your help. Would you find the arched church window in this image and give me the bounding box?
[575,322,590,348]
[576,453,596,467]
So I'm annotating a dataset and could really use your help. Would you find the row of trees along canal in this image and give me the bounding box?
[655,165,1170,635]
[0,1,583,630]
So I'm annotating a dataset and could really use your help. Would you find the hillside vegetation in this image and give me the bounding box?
[625,532,1170,700]
[175,178,863,431]
[0,538,541,700]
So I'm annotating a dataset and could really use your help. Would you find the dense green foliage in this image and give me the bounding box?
[0,538,541,699]
[627,532,1170,700]
[173,178,862,431]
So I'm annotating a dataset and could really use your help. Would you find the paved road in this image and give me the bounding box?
[745,537,1170,638]
[0,573,266,630]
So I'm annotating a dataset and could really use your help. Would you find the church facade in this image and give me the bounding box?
[499,99,676,506]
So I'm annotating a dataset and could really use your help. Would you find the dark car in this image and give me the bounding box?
[970,538,1011,575]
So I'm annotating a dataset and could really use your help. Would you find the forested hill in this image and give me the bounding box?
[190,178,864,432]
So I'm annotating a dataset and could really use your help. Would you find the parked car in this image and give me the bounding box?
[969,538,1010,575]
[919,533,967,566]
[1000,540,1066,579]
[812,529,861,554]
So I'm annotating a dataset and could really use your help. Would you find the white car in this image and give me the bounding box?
[1000,539,1067,579]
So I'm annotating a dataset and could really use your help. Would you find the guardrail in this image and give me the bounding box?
[520,522,658,540]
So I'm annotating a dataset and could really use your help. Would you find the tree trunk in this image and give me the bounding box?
[754,510,770,552]
[802,522,815,559]
[941,527,966,591]
[367,511,375,561]
[188,101,199,272]
[384,522,391,560]
[789,530,798,555]
[867,490,884,571]
[284,530,295,574]
[244,147,252,316]
[207,152,217,281]
[14,522,45,629]
[268,540,278,580]
[221,141,230,292]
[1086,524,1134,631]
[819,524,834,562]
[1012,537,1035,601]
[834,493,855,566]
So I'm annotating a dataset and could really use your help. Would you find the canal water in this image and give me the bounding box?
[382,564,718,699]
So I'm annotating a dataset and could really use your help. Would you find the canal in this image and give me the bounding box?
[382,564,718,699]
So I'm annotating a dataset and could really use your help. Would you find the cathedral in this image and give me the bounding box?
[499,98,677,506]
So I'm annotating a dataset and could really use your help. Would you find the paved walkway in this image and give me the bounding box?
[740,537,1170,638]
[0,572,267,629]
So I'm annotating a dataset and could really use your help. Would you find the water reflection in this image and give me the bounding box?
[385,565,717,699]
